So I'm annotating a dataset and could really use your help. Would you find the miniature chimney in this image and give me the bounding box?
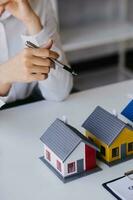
[112,109,118,117]
[62,115,68,124]
[127,94,133,99]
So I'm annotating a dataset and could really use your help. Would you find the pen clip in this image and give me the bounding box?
[124,170,133,180]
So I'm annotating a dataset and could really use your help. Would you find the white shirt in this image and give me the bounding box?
[0,0,73,106]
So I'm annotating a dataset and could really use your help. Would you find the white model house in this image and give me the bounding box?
[40,119,99,182]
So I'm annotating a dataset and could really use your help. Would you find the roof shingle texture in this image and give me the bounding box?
[41,119,83,162]
[82,106,127,146]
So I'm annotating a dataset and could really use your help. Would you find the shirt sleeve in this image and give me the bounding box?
[20,0,57,48]
[21,28,51,47]
[21,0,73,101]
[0,84,16,107]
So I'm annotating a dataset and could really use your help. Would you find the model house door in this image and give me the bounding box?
[85,145,96,170]
[121,143,126,160]
[77,159,84,173]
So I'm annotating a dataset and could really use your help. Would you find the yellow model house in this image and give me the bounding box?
[82,106,133,165]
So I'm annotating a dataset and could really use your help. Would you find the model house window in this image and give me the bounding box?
[128,142,133,152]
[112,147,119,158]
[56,160,62,172]
[68,162,75,173]
[46,150,51,161]
[101,145,106,156]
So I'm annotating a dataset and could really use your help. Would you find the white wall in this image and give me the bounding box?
[58,0,121,29]
[57,0,133,62]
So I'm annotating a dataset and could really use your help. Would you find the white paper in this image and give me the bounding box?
[107,176,133,200]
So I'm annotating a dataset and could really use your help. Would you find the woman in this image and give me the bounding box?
[0,0,73,106]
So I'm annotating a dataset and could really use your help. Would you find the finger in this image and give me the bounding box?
[31,48,59,59]
[27,74,47,82]
[49,50,59,59]
[0,1,8,5]
[30,66,50,74]
[31,57,53,67]
[43,39,53,49]
[31,73,48,81]
[15,0,28,4]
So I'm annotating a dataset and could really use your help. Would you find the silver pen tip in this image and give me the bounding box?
[72,71,78,76]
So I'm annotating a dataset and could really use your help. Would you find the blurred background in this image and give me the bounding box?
[3,0,133,109]
[51,0,133,92]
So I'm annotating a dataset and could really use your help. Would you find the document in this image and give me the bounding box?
[106,176,133,200]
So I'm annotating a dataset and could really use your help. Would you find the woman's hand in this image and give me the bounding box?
[5,0,43,35]
[0,40,59,84]
[5,0,37,23]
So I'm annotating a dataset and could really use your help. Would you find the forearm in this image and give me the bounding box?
[24,14,43,36]
[0,63,12,96]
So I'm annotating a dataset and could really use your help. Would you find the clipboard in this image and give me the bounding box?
[102,176,125,200]
[102,170,133,200]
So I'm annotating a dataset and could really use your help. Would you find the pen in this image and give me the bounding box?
[125,170,133,180]
[25,41,77,76]
[125,170,133,176]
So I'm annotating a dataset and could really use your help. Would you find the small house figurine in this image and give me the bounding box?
[121,100,133,122]
[82,106,133,166]
[40,118,100,183]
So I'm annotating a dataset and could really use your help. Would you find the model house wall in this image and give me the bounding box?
[85,131,109,161]
[85,127,133,163]
[44,141,97,178]
[64,142,85,177]
[107,128,133,162]
[44,144,64,176]
[44,142,85,177]
[41,118,99,182]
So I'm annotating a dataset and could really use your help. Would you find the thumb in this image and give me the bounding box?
[43,39,53,49]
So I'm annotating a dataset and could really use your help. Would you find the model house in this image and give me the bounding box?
[40,118,99,183]
[82,106,133,165]
[121,100,133,122]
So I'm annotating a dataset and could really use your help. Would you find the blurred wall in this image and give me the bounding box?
[58,0,121,29]
[57,0,133,63]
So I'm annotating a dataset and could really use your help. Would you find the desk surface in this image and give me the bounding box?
[0,80,133,200]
